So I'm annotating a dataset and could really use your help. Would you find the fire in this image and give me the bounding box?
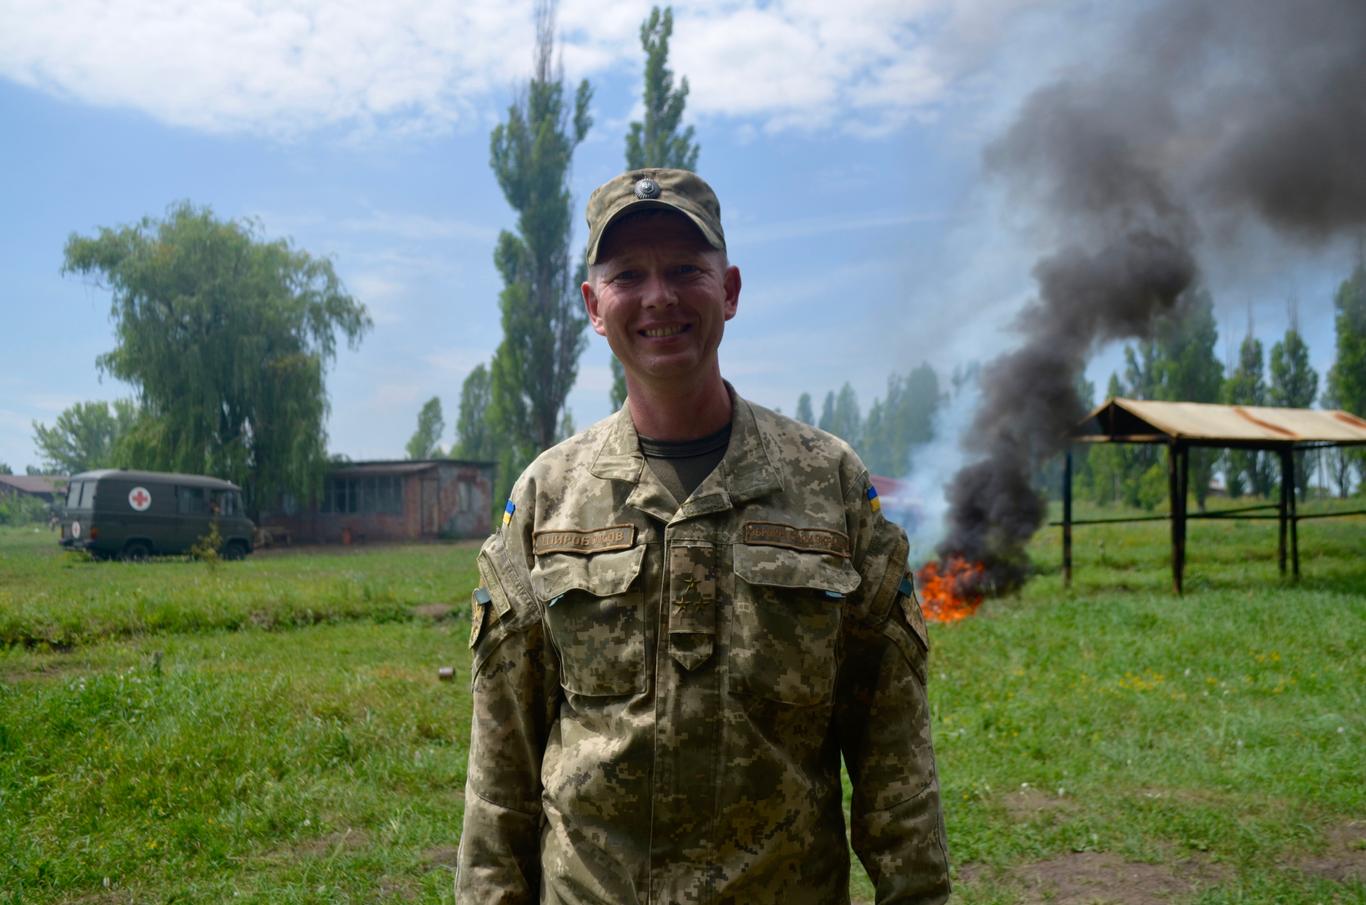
[915,556,986,623]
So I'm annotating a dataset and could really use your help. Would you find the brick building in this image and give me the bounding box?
[263,459,496,544]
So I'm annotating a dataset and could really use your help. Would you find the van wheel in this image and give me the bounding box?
[222,541,249,561]
[120,540,152,562]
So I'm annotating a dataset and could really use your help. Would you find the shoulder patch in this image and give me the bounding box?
[532,524,635,556]
[742,521,851,558]
[866,485,881,513]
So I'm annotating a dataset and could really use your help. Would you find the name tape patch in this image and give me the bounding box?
[533,524,636,556]
[742,521,850,558]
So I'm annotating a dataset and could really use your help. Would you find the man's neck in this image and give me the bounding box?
[625,374,733,441]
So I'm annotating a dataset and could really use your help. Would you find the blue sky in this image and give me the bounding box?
[0,0,1352,473]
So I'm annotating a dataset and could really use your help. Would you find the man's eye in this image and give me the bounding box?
[675,264,700,276]
[612,270,640,283]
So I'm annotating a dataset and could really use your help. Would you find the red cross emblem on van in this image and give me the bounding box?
[128,487,152,511]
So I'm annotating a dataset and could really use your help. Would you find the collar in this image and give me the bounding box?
[589,386,784,523]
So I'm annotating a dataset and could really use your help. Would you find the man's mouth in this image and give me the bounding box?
[640,324,689,338]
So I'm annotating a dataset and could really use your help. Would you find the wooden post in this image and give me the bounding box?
[1063,447,1073,587]
[1168,441,1182,595]
[1277,447,1290,576]
[1289,448,1300,580]
[1176,443,1189,593]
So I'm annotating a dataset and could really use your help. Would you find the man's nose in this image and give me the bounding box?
[640,271,677,308]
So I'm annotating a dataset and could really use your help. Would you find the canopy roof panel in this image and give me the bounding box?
[1076,398,1366,446]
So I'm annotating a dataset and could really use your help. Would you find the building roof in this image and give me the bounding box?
[0,474,67,495]
[1075,398,1366,447]
[327,458,496,477]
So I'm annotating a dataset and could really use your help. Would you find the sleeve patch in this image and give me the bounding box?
[469,587,491,648]
[866,485,881,513]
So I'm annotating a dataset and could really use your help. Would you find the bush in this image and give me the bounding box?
[0,493,49,526]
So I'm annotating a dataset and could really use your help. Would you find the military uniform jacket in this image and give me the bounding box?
[457,393,950,904]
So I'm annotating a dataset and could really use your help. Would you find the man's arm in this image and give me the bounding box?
[836,472,951,904]
[456,533,558,904]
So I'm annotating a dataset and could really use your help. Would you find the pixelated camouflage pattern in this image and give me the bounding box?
[456,392,950,904]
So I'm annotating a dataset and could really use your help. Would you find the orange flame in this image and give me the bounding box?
[915,556,986,623]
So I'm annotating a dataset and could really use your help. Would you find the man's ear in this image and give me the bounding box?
[723,265,741,321]
[582,281,608,337]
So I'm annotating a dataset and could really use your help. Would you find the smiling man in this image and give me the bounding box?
[456,169,950,904]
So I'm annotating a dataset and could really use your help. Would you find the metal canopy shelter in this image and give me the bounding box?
[1061,398,1366,593]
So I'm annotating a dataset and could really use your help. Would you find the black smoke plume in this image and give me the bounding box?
[937,0,1366,592]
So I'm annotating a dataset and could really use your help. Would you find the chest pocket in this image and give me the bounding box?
[730,543,861,706]
[532,545,648,697]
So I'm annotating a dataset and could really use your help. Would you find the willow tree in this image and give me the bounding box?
[62,202,370,515]
[609,4,700,409]
[487,0,592,503]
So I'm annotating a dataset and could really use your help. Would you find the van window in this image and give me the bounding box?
[211,489,241,516]
[177,486,208,515]
[80,481,96,509]
[66,481,84,509]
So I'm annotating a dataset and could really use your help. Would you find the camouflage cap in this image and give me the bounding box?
[584,169,726,266]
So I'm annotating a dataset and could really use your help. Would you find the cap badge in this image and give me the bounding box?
[634,178,661,200]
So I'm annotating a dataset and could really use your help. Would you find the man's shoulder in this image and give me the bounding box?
[519,410,622,488]
[742,396,865,470]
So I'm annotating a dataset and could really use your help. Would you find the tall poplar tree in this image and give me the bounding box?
[1222,333,1272,498]
[610,5,700,409]
[626,6,699,173]
[487,0,593,504]
[1326,260,1366,490]
[454,364,495,461]
[1269,325,1319,497]
[405,397,445,460]
[1154,289,1224,508]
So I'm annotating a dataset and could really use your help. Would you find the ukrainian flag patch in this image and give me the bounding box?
[502,500,516,528]
[866,485,881,513]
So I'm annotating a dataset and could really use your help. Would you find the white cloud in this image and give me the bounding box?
[0,0,1010,138]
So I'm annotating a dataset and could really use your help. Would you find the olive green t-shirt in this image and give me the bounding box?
[638,422,733,507]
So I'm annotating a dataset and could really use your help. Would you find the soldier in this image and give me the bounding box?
[456,169,950,904]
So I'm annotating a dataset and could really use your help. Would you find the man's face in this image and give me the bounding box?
[583,211,740,392]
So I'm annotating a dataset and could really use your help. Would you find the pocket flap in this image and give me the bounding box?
[734,543,862,595]
[531,544,647,601]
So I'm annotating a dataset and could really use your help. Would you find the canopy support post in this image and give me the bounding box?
[1063,448,1073,587]
[1168,441,1187,595]
[1277,447,1291,576]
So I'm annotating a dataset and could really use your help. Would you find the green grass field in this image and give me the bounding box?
[1,502,1362,904]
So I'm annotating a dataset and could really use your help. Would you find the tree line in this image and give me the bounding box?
[786,272,1365,508]
[23,2,1365,521]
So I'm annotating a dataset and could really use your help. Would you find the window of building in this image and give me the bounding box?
[320,475,403,514]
